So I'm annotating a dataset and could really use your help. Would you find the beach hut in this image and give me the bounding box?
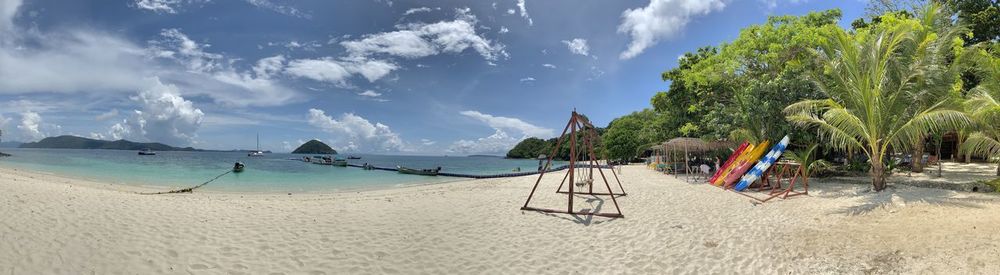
[659,137,732,178]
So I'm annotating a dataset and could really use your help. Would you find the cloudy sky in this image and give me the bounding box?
[0,0,864,155]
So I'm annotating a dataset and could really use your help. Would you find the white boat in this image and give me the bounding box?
[248,133,264,157]
[138,148,156,155]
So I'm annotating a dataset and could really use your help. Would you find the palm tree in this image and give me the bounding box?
[784,143,832,186]
[784,4,969,191]
[963,46,1000,176]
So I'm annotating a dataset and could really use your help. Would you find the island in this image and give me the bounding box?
[291,139,337,154]
[18,135,199,151]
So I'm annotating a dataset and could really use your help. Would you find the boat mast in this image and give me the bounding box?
[256,133,260,152]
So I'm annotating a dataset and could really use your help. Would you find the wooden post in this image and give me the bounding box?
[521,118,573,209]
[568,112,577,214]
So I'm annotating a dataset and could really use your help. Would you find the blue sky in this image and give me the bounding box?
[0,0,865,154]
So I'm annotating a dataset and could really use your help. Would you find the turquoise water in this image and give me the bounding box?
[0,148,560,193]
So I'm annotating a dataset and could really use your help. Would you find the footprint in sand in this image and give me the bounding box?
[190,263,210,270]
[166,250,179,258]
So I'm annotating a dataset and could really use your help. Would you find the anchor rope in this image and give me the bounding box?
[138,170,232,195]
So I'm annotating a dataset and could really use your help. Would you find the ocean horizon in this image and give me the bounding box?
[0,148,563,193]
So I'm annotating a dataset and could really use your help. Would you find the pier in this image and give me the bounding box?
[345,164,614,179]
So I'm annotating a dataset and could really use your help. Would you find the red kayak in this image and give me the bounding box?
[708,142,748,184]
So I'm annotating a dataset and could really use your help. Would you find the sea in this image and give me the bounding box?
[0,148,562,193]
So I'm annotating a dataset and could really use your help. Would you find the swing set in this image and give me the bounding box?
[521,111,626,218]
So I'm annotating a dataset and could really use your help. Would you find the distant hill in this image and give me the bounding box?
[292,140,337,154]
[19,135,198,151]
[467,154,503,158]
[0,141,22,148]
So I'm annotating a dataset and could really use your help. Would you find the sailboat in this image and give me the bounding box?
[248,133,264,157]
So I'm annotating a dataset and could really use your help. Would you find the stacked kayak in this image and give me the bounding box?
[707,135,791,191]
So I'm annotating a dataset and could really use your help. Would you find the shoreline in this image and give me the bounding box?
[0,163,476,196]
[3,164,1000,273]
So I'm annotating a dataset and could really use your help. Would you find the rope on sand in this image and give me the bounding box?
[138,170,232,195]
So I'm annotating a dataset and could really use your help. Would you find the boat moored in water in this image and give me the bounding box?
[233,162,245,173]
[138,148,156,155]
[332,157,348,167]
[397,166,441,176]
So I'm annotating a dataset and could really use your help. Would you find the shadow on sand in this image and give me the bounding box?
[814,183,998,215]
[530,194,622,226]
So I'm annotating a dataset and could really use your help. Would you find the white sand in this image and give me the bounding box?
[2,165,1000,274]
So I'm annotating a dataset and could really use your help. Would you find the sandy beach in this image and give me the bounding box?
[2,165,1000,274]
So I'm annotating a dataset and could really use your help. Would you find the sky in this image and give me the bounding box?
[0,0,866,155]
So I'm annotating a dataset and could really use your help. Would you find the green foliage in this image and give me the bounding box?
[602,109,666,161]
[944,0,1000,45]
[657,10,840,142]
[962,45,1000,167]
[785,3,971,191]
[506,137,549,159]
[784,143,833,178]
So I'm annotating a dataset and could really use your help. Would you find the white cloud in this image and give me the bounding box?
[506,9,515,15]
[562,38,590,56]
[448,129,520,155]
[17,111,42,140]
[133,0,307,18]
[1,11,300,108]
[404,7,433,15]
[108,79,204,145]
[0,30,151,95]
[95,109,119,121]
[16,111,60,141]
[516,0,533,26]
[499,26,509,34]
[420,138,436,146]
[1,0,22,32]
[133,0,186,13]
[244,0,310,18]
[449,110,554,155]
[340,10,506,61]
[359,90,382,97]
[284,57,398,84]
[519,77,535,82]
[459,110,553,138]
[150,28,224,72]
[307,108,403,152]
[617,0,727,59]
[285,58,352,84]
[149,29,302,106]
[542,63,556,69]
[0,114,10,130]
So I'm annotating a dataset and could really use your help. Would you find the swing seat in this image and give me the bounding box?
[574,178,593,188]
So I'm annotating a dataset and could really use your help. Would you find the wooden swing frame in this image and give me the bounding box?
[521,111,624,218]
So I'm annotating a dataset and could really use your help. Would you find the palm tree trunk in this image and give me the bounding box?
[911,140,924,173]
[871,157,887,191]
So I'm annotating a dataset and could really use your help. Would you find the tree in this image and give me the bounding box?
[945,0,1000,45]
[602,109,664,161]
[506,137,549,159]
[659,10,840,142]
[784,143,833,184]
[785,4,970,191]
[963,45,1000,175]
